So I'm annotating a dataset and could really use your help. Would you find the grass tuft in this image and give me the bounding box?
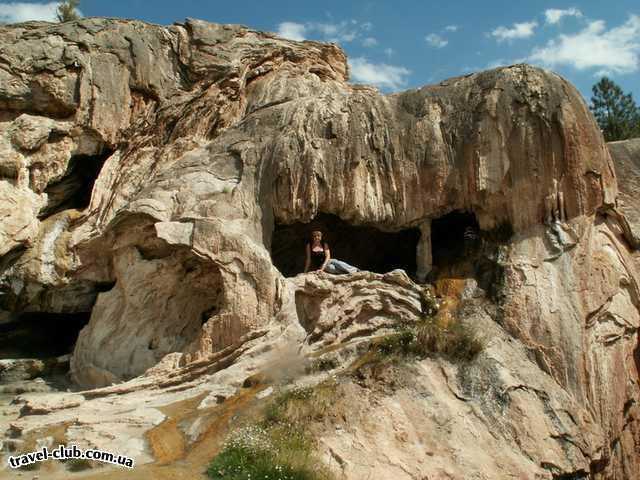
[306,357,338,373]
[415,320,483,362]
[375,329,417,356]
[264,382,337,426]
[207,439,319,480]
[364,319,483,365]
[208,383,338,480]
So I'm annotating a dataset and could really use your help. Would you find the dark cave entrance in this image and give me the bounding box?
[0,312,91,359]
[39,149,113,218]
[430,211,480,268]
[271,214,420,277]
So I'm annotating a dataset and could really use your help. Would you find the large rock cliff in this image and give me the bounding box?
[0,18,638,479]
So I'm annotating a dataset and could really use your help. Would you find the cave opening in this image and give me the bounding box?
[0,311,91,359]
[430,210,480,268]
[271,213,420,277]
[39,148,114,218]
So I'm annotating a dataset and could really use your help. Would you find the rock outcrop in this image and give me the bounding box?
[608,138,640,249]
[0,18,638,479]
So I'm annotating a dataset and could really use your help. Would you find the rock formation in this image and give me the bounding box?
[608,138,640,250]
[0,17,638,479]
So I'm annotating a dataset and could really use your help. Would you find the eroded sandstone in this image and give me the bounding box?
[0,17,638,480]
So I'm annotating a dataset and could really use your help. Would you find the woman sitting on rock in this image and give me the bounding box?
[304,230,359,274]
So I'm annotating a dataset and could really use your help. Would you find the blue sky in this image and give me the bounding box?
[1,1,638,102]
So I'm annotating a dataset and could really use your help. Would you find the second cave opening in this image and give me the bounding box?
[39,148,114,219]
[430,211,480,268]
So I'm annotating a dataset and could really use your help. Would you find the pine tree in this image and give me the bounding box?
[57,0,80,22]
[590,77,640,142]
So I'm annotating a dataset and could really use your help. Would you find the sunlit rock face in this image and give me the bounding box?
[0,18,638,479]
[608,138,640,249]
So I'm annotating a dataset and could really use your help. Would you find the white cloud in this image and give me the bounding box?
[594,68,613,78]
[444,25,459,32]
[491,21,538,42]
[362,37,378,47]
[276,21,307,41]
[544,8,582,25]
[384,47,395,57]
[528,15,640,74]
[349,57,411,90]
[276,19,373,44]
[486,59,508,69]
[311,21,362,42]
[0,2,59,23]
[425,33,448,48]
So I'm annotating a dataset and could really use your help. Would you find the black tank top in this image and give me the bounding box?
[309,243,327,269]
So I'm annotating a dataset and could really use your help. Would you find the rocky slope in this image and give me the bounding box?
[0,17,638,479]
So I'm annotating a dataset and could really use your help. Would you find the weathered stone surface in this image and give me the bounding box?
[0,17,638,480]
[0,359,45,382]
[291,269,428,345]
[608,138,640,248]
[499,218,640,477]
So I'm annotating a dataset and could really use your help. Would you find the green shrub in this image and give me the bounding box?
[208,385,337,480]
[208,425,333,480]
[207,440,317,480]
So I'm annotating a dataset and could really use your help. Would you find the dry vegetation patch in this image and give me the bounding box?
[352,317,483,374]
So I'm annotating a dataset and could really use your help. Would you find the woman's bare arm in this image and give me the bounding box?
[304,243,311,273]
[320,243,330,271]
